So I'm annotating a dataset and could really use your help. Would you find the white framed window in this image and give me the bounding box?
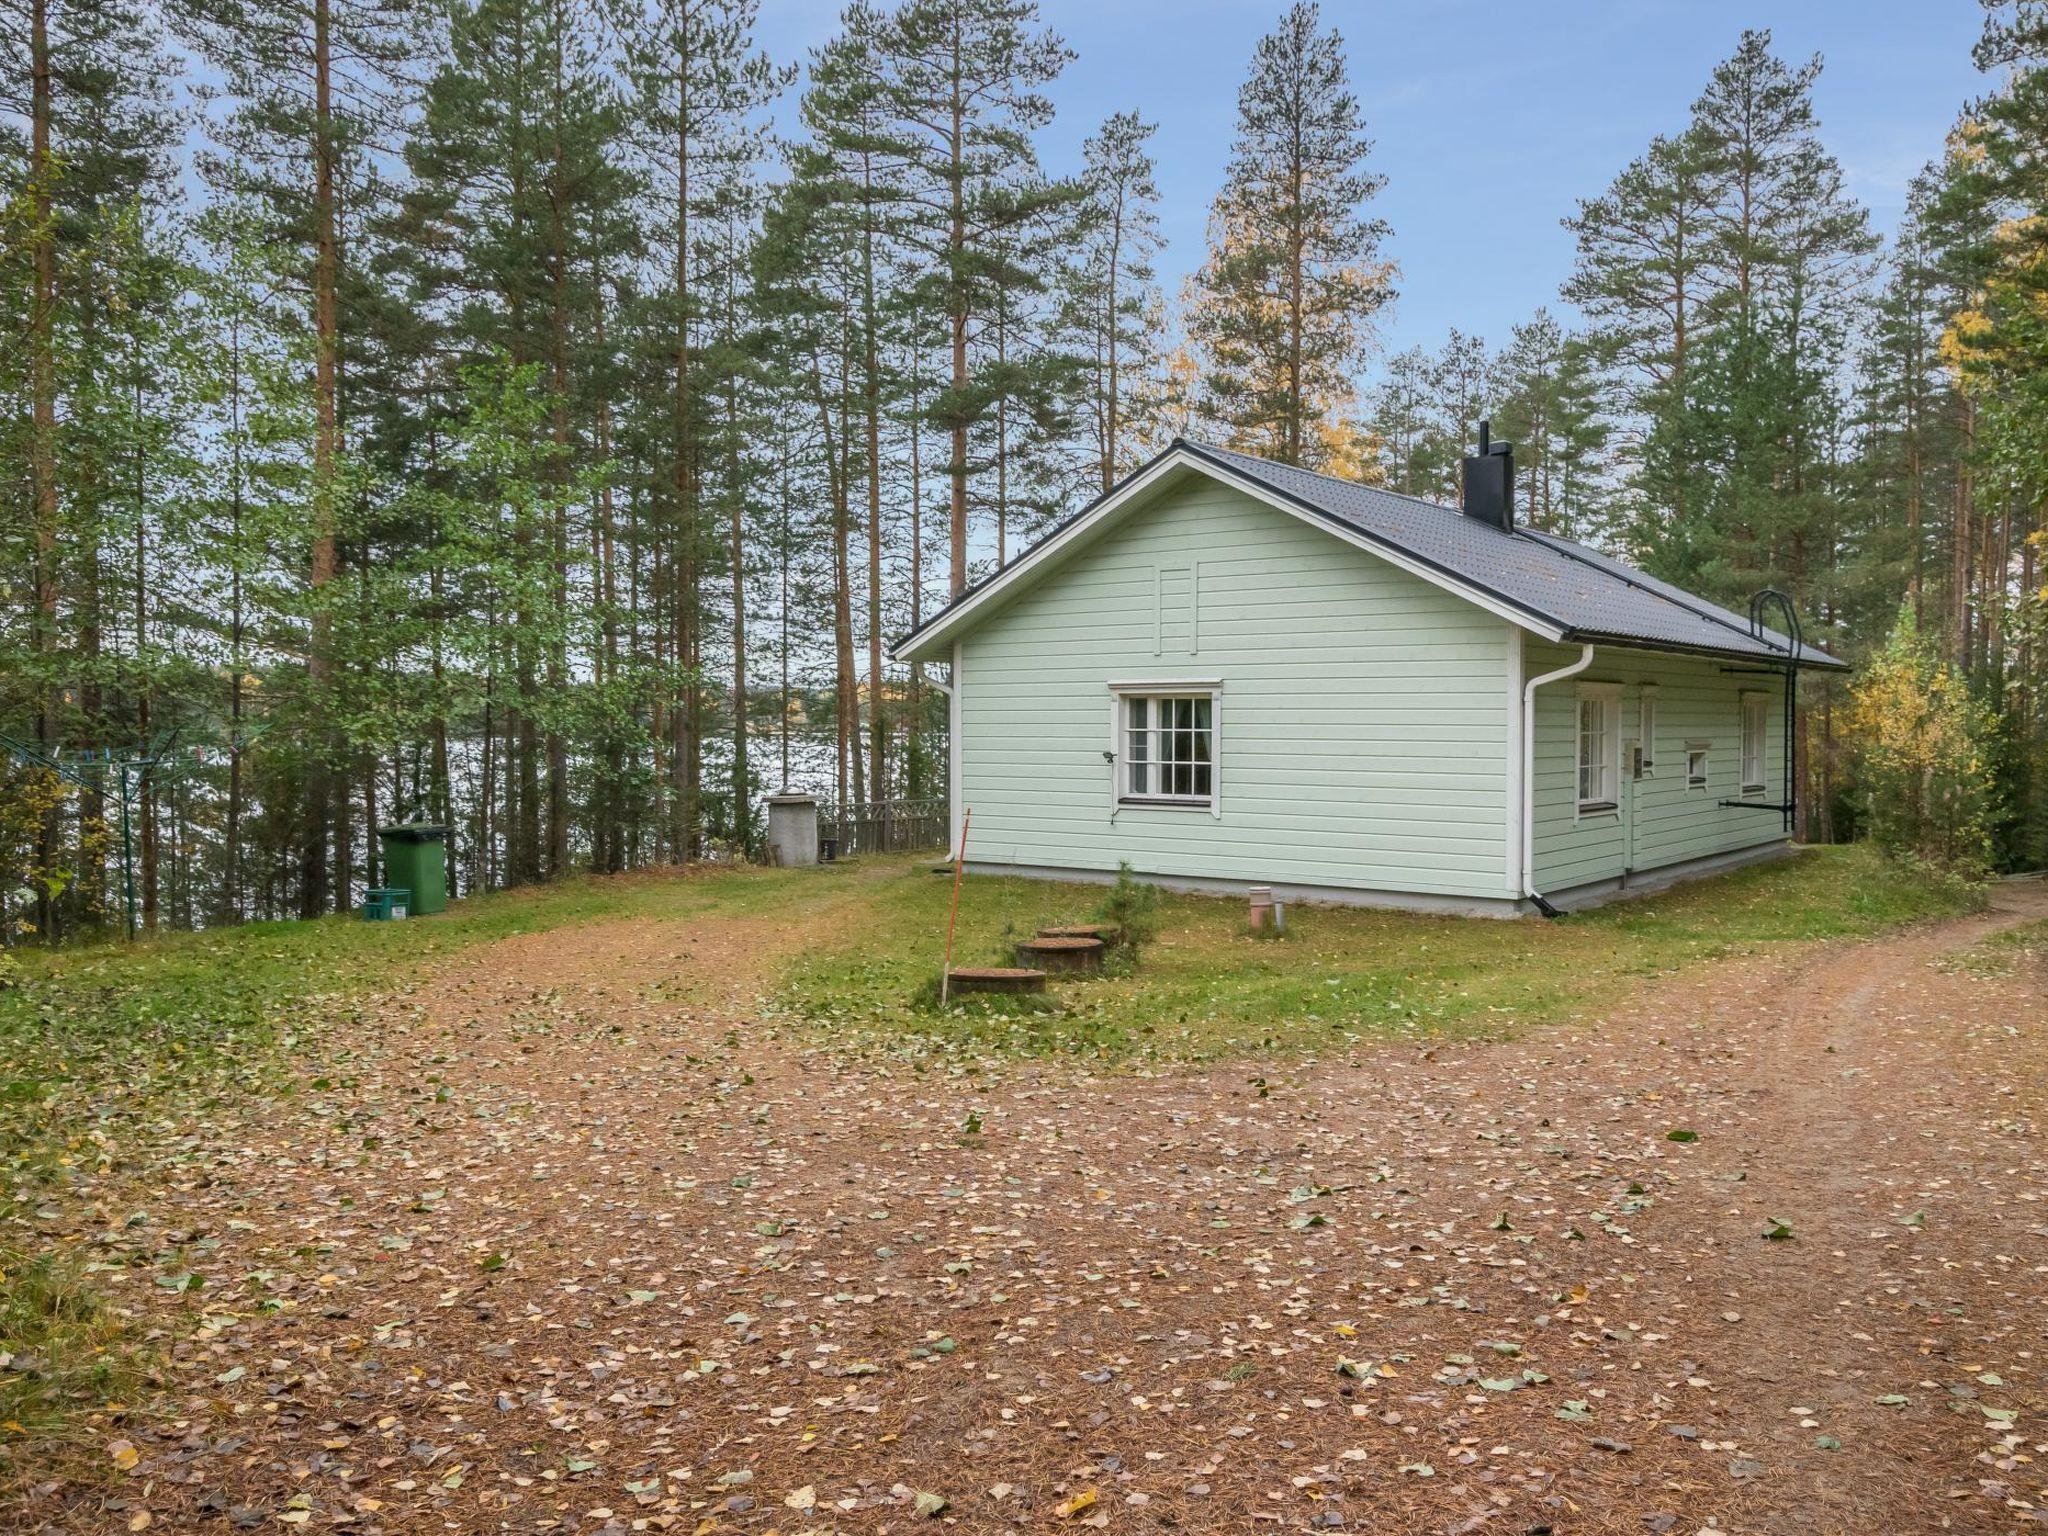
[1638,685,1658,774]
[1740,692,1768,795]
[1109,680,1221,812]
[1576,684,1622,813]
[1686,742,1710,792]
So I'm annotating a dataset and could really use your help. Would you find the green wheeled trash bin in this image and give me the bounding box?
[377,823,450,915]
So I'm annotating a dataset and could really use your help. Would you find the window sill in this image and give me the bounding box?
[1576,802,1618,817]
[1119,797,1215,812]
[1738,787,1766,798]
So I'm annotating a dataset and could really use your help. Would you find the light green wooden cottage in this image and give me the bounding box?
[892,432,1845,917]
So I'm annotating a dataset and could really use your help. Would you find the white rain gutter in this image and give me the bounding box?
[1520,642,1595,914]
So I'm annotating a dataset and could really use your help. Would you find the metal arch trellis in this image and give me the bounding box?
[1,718,271,940]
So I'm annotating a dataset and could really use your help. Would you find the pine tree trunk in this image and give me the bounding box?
[544,2,571,877]
[995,298,1007,567]
[1955,393,1975,668]
[947,43,969,600]
[862,157,886,806]
[728,383,749,854]
[303,0,340,919]
[593,249,623,873]
[907,360,926,799]
[830,365,862,809]
[28,0,61,940]
[1103,185,1122,491]
[671,44,699,862]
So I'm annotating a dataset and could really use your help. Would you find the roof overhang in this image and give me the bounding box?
[1569,630,1851,672]
[890,443,1571,666]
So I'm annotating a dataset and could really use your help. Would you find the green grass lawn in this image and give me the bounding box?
[0,843,1977,1473]
[775,845,1983,1065]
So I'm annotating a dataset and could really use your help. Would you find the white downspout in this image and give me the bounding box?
[1520,642,1595,912]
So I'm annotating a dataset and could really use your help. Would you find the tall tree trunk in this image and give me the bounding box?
[670,40,699,861]
[1104,192,1122,492]
[1285,141,1303,463]
[862,150,886,805]
[303,0,340,919]
[946,29,969,599]
[593,250,623,872]
[907,354,926,799]
[828,347,861,809]
[224,309,248,923]
[777,430,791,791]
[133,446,157,933]
[28,0,61,940]
[544,0,571,876]
[995,294,1007,567]
[1954,393,1976,668]
[728,380,749,854]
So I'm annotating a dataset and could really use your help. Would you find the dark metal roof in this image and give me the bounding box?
[891,438,1848,671]
[1182,440,1847,670]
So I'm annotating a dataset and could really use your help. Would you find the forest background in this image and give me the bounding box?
[3,0,2043,938]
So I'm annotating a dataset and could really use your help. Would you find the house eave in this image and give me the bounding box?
[1561,629,1851,672]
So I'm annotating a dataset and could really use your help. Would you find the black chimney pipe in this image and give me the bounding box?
[1461,418,1514,532]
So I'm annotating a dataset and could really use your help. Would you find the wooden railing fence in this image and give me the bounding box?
[818,797,948,856]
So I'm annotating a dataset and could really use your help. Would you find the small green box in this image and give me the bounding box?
[377,824,449,915]
[362,887,410,921]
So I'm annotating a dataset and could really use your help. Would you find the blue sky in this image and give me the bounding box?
[756,0,1991,361]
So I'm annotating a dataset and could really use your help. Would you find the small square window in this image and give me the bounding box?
[1686,744,1710,791]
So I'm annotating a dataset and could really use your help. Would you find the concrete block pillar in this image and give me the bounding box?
[764,793,819,868]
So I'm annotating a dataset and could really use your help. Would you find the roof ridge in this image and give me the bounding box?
[1177,437,1475,522]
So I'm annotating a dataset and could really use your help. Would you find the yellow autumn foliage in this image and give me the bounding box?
[1843,609,2001,876]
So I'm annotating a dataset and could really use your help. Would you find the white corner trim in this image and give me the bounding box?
[888,445,1570,663]
[948,640,963,856]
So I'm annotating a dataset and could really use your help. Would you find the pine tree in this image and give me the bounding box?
[1,0,180,936]
[876,0,1075,598]
[173,0,423,915]
[1059,110,1162,493]
[1190,1,1392,467]
[1564,125,1719,530]
[1682,27,1874,603]
[1491,309,1610,538]
[803,2,903,803]
[627,0,785,857]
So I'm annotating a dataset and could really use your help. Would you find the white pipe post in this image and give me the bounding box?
[1520,643,1596,903]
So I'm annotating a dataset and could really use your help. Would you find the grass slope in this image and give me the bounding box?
[777,846,1981,1063]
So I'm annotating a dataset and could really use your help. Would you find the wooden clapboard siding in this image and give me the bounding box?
[957,476,1515,899]
[1527,639,1786,894]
